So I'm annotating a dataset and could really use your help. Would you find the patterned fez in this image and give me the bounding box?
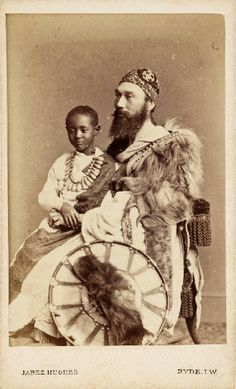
[119,68,160,101]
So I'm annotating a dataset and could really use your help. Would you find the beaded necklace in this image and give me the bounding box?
[62,151,104,193]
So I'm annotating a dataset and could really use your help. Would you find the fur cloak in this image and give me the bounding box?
[109,119,203,326]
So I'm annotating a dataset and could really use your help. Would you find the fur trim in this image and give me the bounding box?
[73,254,147,345]
[164,118,203,198]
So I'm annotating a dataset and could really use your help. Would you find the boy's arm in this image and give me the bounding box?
[38,163,64,212]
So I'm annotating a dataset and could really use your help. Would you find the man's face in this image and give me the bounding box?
[110,82,149,141]
[67,114,98,155]
[114,82,147,117]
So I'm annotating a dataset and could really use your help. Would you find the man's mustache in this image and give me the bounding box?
[112,109,129,118]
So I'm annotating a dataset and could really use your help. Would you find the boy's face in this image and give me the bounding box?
[67,114,99,155]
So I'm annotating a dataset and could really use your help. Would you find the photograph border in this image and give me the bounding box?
[1,1,235,388]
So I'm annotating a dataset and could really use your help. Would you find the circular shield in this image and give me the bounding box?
[49,240,169,346]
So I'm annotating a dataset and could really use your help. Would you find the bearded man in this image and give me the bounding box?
[9,68,205,346]
[108,68,161,154]
[97,68,204,343]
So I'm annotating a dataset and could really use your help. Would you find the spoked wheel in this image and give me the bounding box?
[49,240,169,346]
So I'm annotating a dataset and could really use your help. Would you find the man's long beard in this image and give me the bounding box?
[109,104,148,143]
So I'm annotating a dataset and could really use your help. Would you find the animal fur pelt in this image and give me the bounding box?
[111,120,203,316]
[120,119,203,225]
[73,254,147,345]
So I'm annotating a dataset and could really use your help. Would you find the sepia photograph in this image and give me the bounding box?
[1,1,235,388]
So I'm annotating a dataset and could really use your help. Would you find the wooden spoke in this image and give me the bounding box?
[83,245,93,256]
[104,242,112,263]
[63,257,74,271]
[82,325,102,345]
[143,286,163,297]
[54,303,83,310]
[54,281,82,286]
[127,249,135,273]
[63,310,84,331]
[131,264,148,276]
[143,300,165,316]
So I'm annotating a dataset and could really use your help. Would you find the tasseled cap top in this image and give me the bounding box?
[119,68,160,101]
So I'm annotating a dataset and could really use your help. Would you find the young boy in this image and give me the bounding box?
[9,105,116,303]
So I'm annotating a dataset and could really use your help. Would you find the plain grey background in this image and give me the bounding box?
[7,13,225,323]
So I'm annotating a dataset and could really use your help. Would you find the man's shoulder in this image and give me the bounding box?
[164,119,201,145]
[146,119,201,147]
[153,124,169,137]
[135,121,168,142]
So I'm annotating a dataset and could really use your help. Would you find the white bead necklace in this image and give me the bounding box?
[62,151,104,192]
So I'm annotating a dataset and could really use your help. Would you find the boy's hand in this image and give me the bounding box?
[48,210,65,228]
[60,202,82,229]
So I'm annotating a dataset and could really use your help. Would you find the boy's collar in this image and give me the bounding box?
[74,147,103,158]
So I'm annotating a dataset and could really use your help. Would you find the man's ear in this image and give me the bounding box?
[146,100,155,112]
[94,124,101,135]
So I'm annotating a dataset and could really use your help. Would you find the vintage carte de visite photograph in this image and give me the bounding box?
[1,1,235,388]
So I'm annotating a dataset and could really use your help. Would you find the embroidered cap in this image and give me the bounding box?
[119,68,160,101]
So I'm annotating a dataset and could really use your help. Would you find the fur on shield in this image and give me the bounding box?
[73,254,148,345]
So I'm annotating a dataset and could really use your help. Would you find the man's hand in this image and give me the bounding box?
[60,202,82,229]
